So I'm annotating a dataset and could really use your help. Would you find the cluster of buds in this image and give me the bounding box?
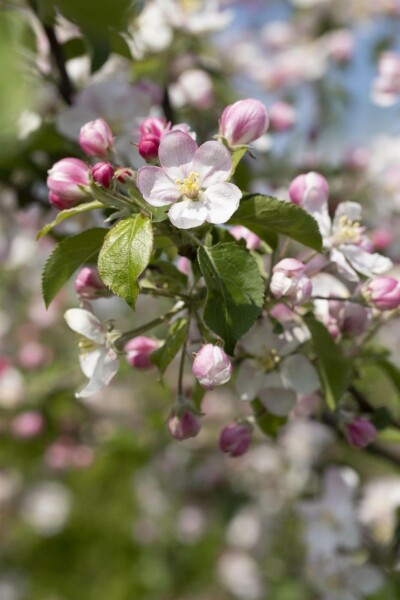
[138,117,171,162]
[270,258,312,305]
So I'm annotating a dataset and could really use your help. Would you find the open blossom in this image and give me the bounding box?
[290,176,393,281]
[236,318,319,416]
[192,344,232,389]
[47,158,90,208]
[79,118,113,158]
[270,258,312,304]
[362,276,400,310]
[124,336,161,369]
[220,99,269,146]
[137,130,241,229]
[169,69,214,110]
[64,308,120,398]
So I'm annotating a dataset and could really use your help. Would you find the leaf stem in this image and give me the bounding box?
[115,301,186,350]
[177,318,190,400]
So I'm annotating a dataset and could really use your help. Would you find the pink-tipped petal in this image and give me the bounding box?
[192,141,232,186]
[158,130,198,181]
[137,166,180,206]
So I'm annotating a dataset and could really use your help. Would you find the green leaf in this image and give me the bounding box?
[42,228,107,307]
[151,318,188,375]
[252,399,287,438]
[37,200,103,240]
[197,243,264,355]
[230,145,248,177]
[229,194,323,251]
[375,359,400,397]
[98,215,153,309]
[304,314,350,410]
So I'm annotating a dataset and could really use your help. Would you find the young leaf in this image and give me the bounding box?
[42,228,108,307]
[304,314,350,410]
[197,242,264,355]
[98,215,153,309]
[229,194,323,251]
[151,318,188,376]
[37,200,103,240]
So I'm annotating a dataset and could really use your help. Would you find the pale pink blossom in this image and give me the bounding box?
[124,336,161,369]
[220,98,269,146]
[269,101,296,131]
[270,258,312,304]
[74,267,109,300]
[137,130,241,229]
[363,276,400,310]
[192,344,232,389]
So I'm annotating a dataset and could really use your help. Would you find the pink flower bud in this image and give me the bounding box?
[230,225,261,250]
[48,191,74,210]
[270,258,312,304]
[124,336,161,369]
[220,98,269,146]
[18,341,51,370]
[11,411,44,439]
[138,134,161,162]
[139,117,169,137]
[167,409,201,441]
[325,29,354,63]
[115,167,135,183]
[288,171,329,206]
[192,344,232,390]
[74,267,109,300]
[219,423,252,457]
[47,158,90,206]
[269,101,296,131]
[346,417,376,448]
[91,162,114,188]
[79,118,114,158]
[371,228,393,251]
[177,256,191,275]
[363,276,400,311]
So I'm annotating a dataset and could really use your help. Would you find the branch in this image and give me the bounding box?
[43,24,74,105]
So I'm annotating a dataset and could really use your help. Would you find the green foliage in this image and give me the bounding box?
[230,194,323,251]
[151,318,189,376]
[305,314,350,410]
[198,242,264,354]
[37,201,103,240]
[42,228,107,307]
[98,215,153,309]
[252,399,287,438]
[375,359,400,399]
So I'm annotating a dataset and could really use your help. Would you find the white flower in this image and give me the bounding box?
[306,197,392,281]
[235,318,319,416]
[64,308,120,398]
[137,130,241,229]
[298,467,361,558]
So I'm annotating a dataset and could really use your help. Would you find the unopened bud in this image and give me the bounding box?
[219,423,252,457]
[139,134,161,162]
[92,162,114,188]
[124,336,161,369]
[220,98,269,146]
[288,171,329,206]
[346,417,376,448]
[270,258,312,304]
[192,344,232,389]
[167,409,201,441]
[79,118,114,158]
[363,276,400,311]
[74,267,109,300]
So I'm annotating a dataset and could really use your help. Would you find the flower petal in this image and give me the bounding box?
[64,309,104,343]
[158,130,198,181]
[280,355,320,394]
[76,348,119,398]
[168,199,208,229]
[341,245,393,278]
[136,166,180,206]
[259,387,297,416]
[329,247,359,282]
[235,359,265,401]
[192,141,232,186]
[79,348,103,378]
[332,201,362,231]
[202,183,242,224]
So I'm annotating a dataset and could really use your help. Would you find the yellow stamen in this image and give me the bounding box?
[175,172,201,199]
[334,215,363,245]
[179,0,201,12]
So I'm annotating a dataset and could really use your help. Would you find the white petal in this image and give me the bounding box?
[332,201,362,231]
[136,166,179,206]
[303,185,331,239]
[79,348,103,378]
[341,245,393,277]
[202,183,241,224]
[280,355,320,394]
[259,387,297,416]
[192,141,232,186]
[158,130,198,181]
[168,199,208,229]
[329,248,359,282]
[235,359,265,401]
[76,348,119,398]
[64,309,104,343]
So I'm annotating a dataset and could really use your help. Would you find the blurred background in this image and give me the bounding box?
[2,1,400,598]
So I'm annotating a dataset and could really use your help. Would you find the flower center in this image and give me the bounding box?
[176,172,201,199]
[259,349,281,372]
[179,0,201,12]
[334,215,363,245]
[78,337,98,354]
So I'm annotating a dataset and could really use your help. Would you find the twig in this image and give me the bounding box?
[43,25,74,105]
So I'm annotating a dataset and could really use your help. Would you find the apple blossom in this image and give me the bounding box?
[192,344,232,389]
[219,423,252,457]
[138,134,161,162]
[346,417,377,448]
[230,225,261,250]
[64,308,120,398]
[91,162,114,188]
[167,409,201,440]
[270,258,312,304]
[268,101,296,131]
[74,267,109,300]
[136,130,241,229]
[362,276,400,310]
[124,336,161,369]
[47,158,90,208]
[220,98,269,146]
[79,118,114,158]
